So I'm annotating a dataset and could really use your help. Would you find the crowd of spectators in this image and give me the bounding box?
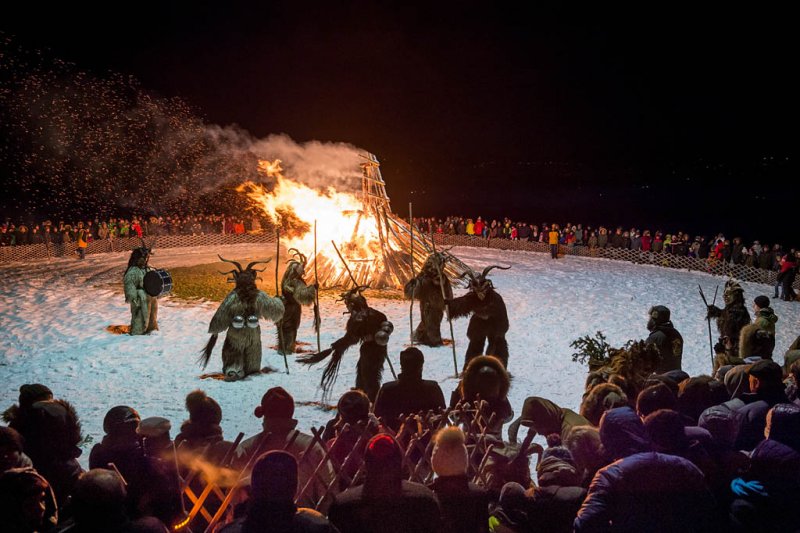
[3,320,800,532]
[413,216,799,272]
[0,214,271,247]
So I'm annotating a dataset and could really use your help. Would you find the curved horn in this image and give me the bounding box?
[356,284,371,292]
[287,248,307,266]
[458,270,478,282]
[481,264,511,278]
[218,255,243,272]
[244,259,272,271]
[218,269,238,276]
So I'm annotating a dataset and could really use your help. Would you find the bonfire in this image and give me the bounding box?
[238,153,469,290]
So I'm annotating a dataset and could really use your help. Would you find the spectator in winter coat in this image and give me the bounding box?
[652,231,663,252]
[428,427,489,533]
[219,451,339,533]
[753,295,778,335]
[729,403,800,532]
[450,356,514,439]
[174,390,226,454]
[734,360,789,451]
[328,434,441,533]
[676,375,728,424]
[0,427,34,473]
[563,426,607,487]
[234,387,334,510]
[0,467,59,533]
[574,447,713,532]
[645,305,684,372]
[374,347,446,431]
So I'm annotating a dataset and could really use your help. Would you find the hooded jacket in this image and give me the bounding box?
[754,307,778,335]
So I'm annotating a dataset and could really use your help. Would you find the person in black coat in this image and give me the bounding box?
[428,427,489,533]
[373,347,446,431]
[328,434,441,533]
[644,305,684,372]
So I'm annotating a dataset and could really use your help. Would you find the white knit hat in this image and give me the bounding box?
[431,426,469,477]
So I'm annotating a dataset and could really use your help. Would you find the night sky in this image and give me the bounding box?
[2,3,796,245]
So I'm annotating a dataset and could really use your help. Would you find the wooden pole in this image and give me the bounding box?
[431,229,459,377]
[314,220,321,352]
[276,229,289,373]
[409,203,416,345]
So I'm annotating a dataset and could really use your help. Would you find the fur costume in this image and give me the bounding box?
[298,286,393,402]
[277,249,317,354]
[452,355,514,439]
[448,265,511,369]
[583,341,662,401]
[707,280,752,358]
[123,245,158,335]
[199,256,285,381]
[404,252,453,346]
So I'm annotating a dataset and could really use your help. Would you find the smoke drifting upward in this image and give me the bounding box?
[0,36,366,220]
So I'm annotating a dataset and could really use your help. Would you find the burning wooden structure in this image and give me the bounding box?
[312,152,470,289]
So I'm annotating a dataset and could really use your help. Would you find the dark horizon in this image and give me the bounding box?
[1,4,796,247]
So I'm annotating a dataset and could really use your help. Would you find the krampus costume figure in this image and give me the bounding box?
[298,286,393,402]
[706,279,752,360]
[277,249,317,355]
[199,256,285,381]
[123,244,158,335]
[448,265,511,369]
[404,251,453,346]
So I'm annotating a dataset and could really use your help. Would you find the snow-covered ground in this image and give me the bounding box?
[1,244,797,466]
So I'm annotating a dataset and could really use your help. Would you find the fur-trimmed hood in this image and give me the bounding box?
[24,399,83,461]
[581,383,629,426]
[460,355,510,401]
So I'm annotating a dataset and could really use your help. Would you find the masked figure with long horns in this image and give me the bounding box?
[448,265,511,369]
[299,286,393,402]
[123,242,158,335]
[277,249,318,355]
[404,251,453,347]
[199,256,285,381]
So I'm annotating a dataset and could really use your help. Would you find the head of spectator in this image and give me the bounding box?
[698,404,741,450]
[739,324,776,360]
[431,426,468,479]
[254,386,296,431]
[177,389,223,447]
[0,427,30,472]
[643,409,689,455]
[764,403,800,451]
[599,407,650,461]
[3,384,53,433]
[0,467,58,532]
[25,398,84,467]
[724,364,752,399]
[563,425,606,485]
[642,374,680,397]
[580,383,628,426]
[754,295,771,314]
[636,382,677,419]
[103,405,141,444]
[536,446,580,487]
[363,433,403,497]
[250,450,298,504]
[677,375,727,423]
[71,469,129,531]
[399,346,425,380]
[137,416,172,456]
[337,389,370,428]
[747,359,788,403]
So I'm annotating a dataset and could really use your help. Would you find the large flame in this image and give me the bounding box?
[238,160,403,288]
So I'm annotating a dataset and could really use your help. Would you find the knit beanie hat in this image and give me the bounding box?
[18,384,53,409]
[254,387,294,419]
[250,450,298,501]
[431,426,469,477]
[337,390,370,425]
[185,390,222,426]
[136,417,172,439]
[754,295,770,309]
[365,434,402,472]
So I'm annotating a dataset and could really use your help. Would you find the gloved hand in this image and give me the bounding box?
[730,478,768,498]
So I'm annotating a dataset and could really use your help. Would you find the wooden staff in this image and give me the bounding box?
[331,240,397,379]
[276,229,289,373]
[314,220,321,352]
[698,284,719,371]
[408,203,416,345]
[431,229,459,377]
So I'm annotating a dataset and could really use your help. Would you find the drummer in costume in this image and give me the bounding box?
[123,243,159,335]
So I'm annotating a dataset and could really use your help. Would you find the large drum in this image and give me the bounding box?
[144,268,173,297]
